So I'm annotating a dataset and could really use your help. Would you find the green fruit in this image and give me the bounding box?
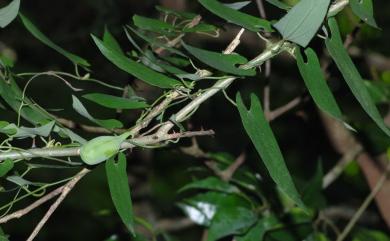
[80,132,131,165]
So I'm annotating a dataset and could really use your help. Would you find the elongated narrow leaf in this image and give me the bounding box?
[179,177,239,194]
[0,0,20,28]
[273,0,330,47]
[19,14,90,67]
[236,93,305,210]
[224,1,251,10]
[183,43,255,76]
[133,15,175,33]
[350,0,378,28]
[92,35,181,89]
[296,48,343,121]
[0,159,14,177]
[106,153,135,235]
[72,95,123,129]
[103,27,124,55]
[325,18,390,137]
[83,93,148,109]
[199,0,272,32]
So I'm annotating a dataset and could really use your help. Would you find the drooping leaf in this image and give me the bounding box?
[183,43,256,76]
[296,48,344,122]
[236,93,305,210]
[179,177,239,194]
[72,95,123,129]
[106,153,135,235]
[0,159,14,177]
[19,14,90,67]
[83,93,148,110]
[235,216,279,241]
[199,0,272,32]
[265,0,291,10]
[350,0,378,28]
[80,132,131,165]
[92,35,182,88]
[0,0,20,28]
[133,15,175,33]
[325,18,390,137]
[273,0,331,47]
[103,27,124,55]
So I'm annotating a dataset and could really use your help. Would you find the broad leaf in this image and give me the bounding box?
[0,159,14,177]
[199,0,272,32]
[183,43,256,76]
[235,216,278,241]
[236,93,305,210]
[179,177,239,194]
[0,0,20,28]
[19,14,90,67]
[273,0,331,47]
[92,35,182,88]
[350,0,378,28]
[296,48,343,122]
[105,153,135,235]
[83,93,148,110]
[72,95,123,129]
[325,18,390,137]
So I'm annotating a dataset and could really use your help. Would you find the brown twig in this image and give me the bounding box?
[26,168,90,241]
[223,28,245,54]
[0,186,64,224]
[220,152,246,181]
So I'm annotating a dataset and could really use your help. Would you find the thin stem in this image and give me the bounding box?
[336,163,390,241]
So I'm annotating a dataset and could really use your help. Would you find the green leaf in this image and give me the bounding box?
[0,227,10,241]
[265,224,313,241]
[265,0,291,10]
[325,18,390,137]
[83,93,148,110]
[105,153,135,235]
[7,120,56,138]
[72,95,123,129]
[80,132,131,165]
[92,35,182,89]
[273,0,330,47]
[182,43,256,76]
[199,0,272,32]
[224,1,251,10]
[155,6,197,19]
[208,206,257,241]
[179,177,239,194]
[301,162,326,210]
[0,159,14,177]
[19,14,90,67]
[296,48,344,122]
[236,93,305,210]
[133,15,175,33]
[350,0,378,28]
[103,27,124,55]
[0,0,20,28]
[352,228,390,241]
[235,216,278,241]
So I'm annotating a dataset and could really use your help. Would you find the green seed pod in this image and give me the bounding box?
[80,132,131,165]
